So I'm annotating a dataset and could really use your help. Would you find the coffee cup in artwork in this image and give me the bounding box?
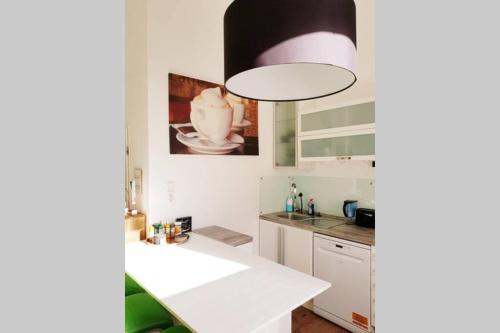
[225,92,245,125]
[190,87,233,146]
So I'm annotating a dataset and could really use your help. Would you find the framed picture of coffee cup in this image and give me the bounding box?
[168,73,259,155]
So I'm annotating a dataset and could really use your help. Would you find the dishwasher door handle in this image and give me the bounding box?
[317,246,364,264]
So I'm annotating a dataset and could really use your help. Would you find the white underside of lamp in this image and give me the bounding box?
[225,32,356,101]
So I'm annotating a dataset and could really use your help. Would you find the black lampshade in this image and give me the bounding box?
[224,0,357,102]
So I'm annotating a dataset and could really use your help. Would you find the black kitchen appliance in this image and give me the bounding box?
[355,208,375,228]
[175,216,192,233]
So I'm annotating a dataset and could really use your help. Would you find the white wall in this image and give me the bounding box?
[125,0,148,213]
[124,0,375,244]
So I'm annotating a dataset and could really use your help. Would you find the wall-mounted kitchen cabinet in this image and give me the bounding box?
[299,129,375,161]
[273,102,297,168]
[299,100,375,135]
[298,99,375,162]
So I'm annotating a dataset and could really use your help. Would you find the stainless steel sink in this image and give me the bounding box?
[305,218,346,229]
[275,213,347,230]
[276,213,311,221]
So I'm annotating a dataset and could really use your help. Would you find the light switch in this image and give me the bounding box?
[167,180,175,202]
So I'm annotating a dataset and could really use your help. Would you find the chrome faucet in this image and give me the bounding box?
[298,192,303,213]
[290,183,304,213]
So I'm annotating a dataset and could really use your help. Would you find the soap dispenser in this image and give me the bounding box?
[286,196,294,212]
[307,198,315,216]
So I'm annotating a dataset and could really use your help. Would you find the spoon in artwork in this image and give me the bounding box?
[172,123,202,139]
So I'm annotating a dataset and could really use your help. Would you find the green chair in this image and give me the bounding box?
[161,326,192,333]
[125,273,145,296]
[125,293,174,333]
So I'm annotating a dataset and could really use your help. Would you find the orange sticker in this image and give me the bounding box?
[352,312,368,329]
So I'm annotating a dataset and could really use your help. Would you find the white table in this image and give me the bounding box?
[125,233,330,333]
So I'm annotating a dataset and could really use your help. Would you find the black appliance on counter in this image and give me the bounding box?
[355,208,375,228]
[175,216,192,233]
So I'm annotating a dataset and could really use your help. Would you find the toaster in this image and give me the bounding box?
[355,208,375,228]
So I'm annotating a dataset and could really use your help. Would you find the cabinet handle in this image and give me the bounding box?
[277,227,282,264]
[277,227,285,265]
[281,228,285,265]
[278,227,283,264]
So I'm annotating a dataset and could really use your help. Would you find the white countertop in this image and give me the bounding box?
[125,233,330,333]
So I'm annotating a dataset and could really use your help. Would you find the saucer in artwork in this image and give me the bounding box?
[176,131,244,155]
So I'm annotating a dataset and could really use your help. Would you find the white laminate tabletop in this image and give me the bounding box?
[125,233,330,333]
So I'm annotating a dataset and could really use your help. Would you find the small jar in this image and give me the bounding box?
[159,223,167,245]
[147,225,155,240]
[169,222,176,241]
[152,223,161,245]
[164,223,171,242]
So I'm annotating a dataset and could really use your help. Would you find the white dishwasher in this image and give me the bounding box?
[313,233,372,333]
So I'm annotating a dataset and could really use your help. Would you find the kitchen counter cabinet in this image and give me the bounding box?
[283,224,313,275]
[260,212,375,246]
[259,212,375,332]
[259,218,281,263]
[259,219,313,275]
[259,219,314,311]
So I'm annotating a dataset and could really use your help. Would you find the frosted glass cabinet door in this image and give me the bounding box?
[274,102,297,168]
[300,101,375,134]
[300,132,375,160]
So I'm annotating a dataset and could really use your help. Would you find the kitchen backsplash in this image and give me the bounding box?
[260,175,375,216]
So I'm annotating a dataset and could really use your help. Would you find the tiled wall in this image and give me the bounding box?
[260,175,375,216]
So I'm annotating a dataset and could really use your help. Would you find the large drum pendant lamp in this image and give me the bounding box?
[224,0,357,101]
